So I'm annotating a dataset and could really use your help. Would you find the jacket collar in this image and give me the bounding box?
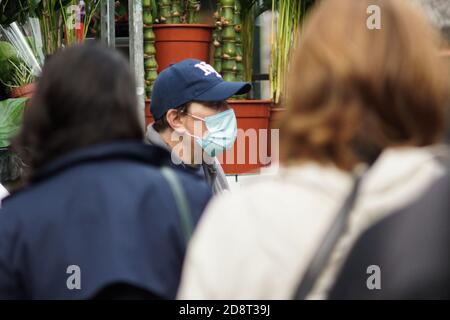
[145,124,217,170]
[33,140,173,183]
[146,124,172,152]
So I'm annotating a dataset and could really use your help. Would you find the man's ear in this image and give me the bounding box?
[165,109,185,131]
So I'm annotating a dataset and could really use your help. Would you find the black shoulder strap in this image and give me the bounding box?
[294,146,449,299]
[293,173,364,299]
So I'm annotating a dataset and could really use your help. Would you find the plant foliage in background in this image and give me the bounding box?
[215,0,238,82]
[0,98,27,184]
[143,0,158,98]
[0,0,100,55]
[0,0,32,25]
[213,0,272,98]
[0,98,27,148]
[61,0,101,46]
[33,0,70,55]
[0,26,42,94]
[156,0,201,24]
[0,41,21,91]
[270,0,315,104]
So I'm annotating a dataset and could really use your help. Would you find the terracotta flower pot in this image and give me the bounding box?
[220,100,273,175]
[9,82,36,99]
[144,100,273,175]
[153,24,214,72]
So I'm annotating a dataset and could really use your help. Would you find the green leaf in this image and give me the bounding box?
[0,98,27,148]
[151,0,158,21]
[0,0,33,25]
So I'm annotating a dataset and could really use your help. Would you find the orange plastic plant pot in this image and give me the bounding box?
[219,100,272,175]
[9,82,36,99]
[153,24,214,72]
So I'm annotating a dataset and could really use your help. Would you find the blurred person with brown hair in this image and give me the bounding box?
[177,0,450,299]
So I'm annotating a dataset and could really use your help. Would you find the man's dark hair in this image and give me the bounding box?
[152,100,228,133]
[14,43,143,177]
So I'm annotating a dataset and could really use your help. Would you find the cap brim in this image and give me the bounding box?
[195,81,252,101]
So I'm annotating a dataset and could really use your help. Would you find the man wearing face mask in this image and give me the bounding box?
[146,59,252,194]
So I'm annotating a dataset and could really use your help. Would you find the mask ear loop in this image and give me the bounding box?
[179,113,207,140]
[185,113,206,122]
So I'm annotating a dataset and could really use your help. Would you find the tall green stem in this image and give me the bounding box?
[220,0,237,82]
[234,0,243,82]
[241,4,255,83]
[270,0,314,104]
[158,0,172,23]
[213,0,222,72]
[187,0,200,23]
[171,0,182,23]
[144,0,158,98]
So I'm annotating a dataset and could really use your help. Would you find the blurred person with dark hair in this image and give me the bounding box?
[0,44,211,299]
[178,0,450,299]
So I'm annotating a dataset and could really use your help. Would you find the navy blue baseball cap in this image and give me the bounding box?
[150,59,252,120]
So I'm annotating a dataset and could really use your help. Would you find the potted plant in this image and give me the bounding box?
[1,0,102,96]
[0,48,36,99]
[0,30,42,99]
[209,0,271,174]
[0,0,45,99]
[143,0,158,100]
[25,0,100,55]
[143,0,213,121]
[152,0,214,72]
[0,98,27,185]
[269,0,315,121]
[61,0,101,45]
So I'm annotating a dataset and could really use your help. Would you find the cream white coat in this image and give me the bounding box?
[178,145,449,300]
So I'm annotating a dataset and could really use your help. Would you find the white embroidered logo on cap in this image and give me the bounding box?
[194,62,222,78]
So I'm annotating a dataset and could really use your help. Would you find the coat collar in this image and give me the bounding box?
[33,140,173,183]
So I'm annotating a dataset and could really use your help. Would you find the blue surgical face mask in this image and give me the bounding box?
[186,109,238,157]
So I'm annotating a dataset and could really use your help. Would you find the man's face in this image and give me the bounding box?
[181,101,230,138]
[180,101,230,162]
